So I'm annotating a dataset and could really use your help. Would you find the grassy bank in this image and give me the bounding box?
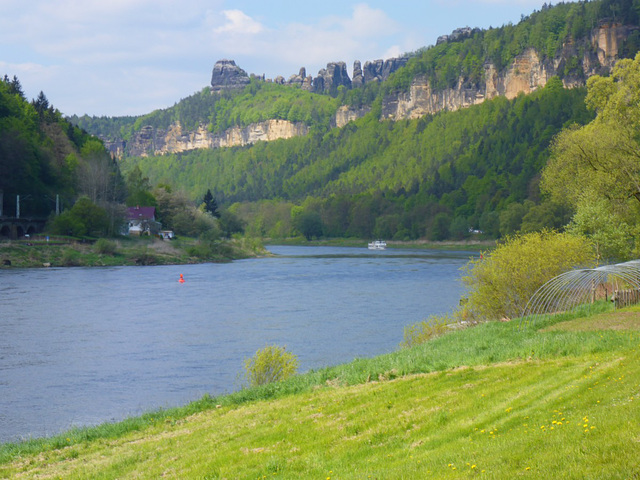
[0,235,267,268]
[1,303,639,478]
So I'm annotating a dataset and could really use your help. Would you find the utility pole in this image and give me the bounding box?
[16,194,20,219]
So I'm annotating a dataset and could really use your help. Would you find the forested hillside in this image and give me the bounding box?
[0,76,122,221]
[74,0,640,241]
[124,79,591,240]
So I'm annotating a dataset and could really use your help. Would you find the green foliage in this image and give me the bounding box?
[462,231,596,321]
[49,196,110,237]
[566,194,639,262]
[291,208,323,240]
[202,189,220,217]
[244,345,299,388]
[93,238,118,255]
[401,315,452,348]
[126,165,156,207]
[542,52,640,260]
[153,187,217,237]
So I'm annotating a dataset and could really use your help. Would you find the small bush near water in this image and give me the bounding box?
[93,238,118,255]
[244,345,299,387]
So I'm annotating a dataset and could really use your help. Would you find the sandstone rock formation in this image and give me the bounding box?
[362,57,410,84]
[210,59,250,92]
[352,61,364,88]
[121,120,308,157]
[312,62,352,93]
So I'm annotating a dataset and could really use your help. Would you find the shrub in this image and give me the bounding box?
[132,247,157,265]
[60,248,81,266]
[402,314,453,348]
[94,238,117,255]
[461,230,596,322]
[244,345,299,387]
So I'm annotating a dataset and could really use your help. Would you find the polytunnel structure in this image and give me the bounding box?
[520,260,640,324]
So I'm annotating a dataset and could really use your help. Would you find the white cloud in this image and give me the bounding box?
[214,10,265,35]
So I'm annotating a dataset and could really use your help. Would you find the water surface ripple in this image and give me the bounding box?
[0,245,473,443]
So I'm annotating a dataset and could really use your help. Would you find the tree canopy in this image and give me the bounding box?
[542,52,640,260]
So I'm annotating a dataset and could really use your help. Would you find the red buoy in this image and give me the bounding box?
[178,274,185,283]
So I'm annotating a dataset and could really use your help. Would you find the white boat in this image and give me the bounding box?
[368,240,387,250]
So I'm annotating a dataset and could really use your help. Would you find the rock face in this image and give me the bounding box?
[363,57,410,84]
[210,59,250,92]
[122,120,308,157]
[312,62,352,93]
[380,22,636,121]
[332,105,372,128]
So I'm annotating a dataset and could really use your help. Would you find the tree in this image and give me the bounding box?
[461,231,595,321]
[566,194,638,262]
[429,212,451,241]
[49,196,110,237]
[292,207,323,240]
[125,165,156,207]
[203,189,220,217]
[541,52,640,258]
[32,91,49,116]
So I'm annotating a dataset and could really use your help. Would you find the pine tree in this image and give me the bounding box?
[203,189,220,217]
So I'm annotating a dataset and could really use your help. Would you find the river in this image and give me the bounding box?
[0,245,474,443]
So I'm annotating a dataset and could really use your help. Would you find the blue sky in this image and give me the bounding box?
[1,0,566,117]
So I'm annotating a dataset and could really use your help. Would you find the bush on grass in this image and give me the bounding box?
[94,238,118,255]
[244,345,299,387]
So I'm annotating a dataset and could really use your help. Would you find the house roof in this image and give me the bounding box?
[127,206,156,221]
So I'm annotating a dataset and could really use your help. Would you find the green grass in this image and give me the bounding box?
[1,304,639,478]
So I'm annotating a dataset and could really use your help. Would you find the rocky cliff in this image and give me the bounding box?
[117,120,308,158]
[210,59,250,92]
[378,22,635,121]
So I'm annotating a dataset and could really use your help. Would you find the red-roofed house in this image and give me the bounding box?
[126,206,160,236]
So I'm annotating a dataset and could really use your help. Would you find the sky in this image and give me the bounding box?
[1,0,567,117]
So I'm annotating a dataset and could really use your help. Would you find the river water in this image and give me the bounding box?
[0,245,474,443]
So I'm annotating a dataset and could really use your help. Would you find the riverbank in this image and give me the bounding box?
[0,235,267,268]
[268,237,496,251]
[2,303,638,478]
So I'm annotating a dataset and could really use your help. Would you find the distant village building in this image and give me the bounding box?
[126,206,161,236]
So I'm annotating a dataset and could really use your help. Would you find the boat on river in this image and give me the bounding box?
[368,240,387,250]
